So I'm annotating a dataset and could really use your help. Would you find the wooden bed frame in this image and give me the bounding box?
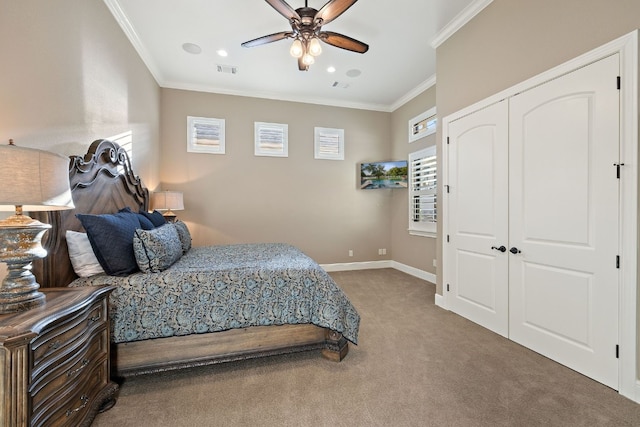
[32,139,348,377]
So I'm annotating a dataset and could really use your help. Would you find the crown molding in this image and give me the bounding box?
[103,0,163,84]
[430,0,494,49]
[390,74,436,112]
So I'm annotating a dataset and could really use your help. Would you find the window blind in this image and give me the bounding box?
[408,146,437,236]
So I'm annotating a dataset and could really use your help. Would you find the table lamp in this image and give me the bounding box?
[151,191,184,222]
[0,140,74,313]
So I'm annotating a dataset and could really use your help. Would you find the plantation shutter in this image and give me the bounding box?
[408,146,437,236]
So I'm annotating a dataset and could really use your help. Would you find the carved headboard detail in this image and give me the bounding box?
[32,139,149,288]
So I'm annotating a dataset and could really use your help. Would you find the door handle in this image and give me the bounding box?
[491,245,507,253]
[510,247,521,254]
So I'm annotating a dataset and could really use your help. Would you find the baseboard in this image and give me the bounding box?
[434,293,445,309]
[390,261,436,284]
[633,380,640,403]
[321,260,436,285]
[321,260,392,272]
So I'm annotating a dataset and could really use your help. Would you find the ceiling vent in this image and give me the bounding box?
[217,65,238,74]
[332,81,350,89]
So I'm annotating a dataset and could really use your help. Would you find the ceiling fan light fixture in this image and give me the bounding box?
[302,52,315,66]
[308,37,322,56]
[290,38,304,58]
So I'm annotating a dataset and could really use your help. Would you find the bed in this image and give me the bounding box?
[32,139,359,377]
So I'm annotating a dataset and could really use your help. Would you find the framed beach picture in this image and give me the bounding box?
[255,122,288,157]
[187,116,225,154]
[408,107,437,143]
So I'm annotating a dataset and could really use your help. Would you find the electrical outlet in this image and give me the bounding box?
[378,249,382,255]
[382,248,387,255]
[433,259,437,267]
[349,250,353,257]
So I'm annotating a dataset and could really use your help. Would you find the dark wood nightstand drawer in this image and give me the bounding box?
[0,286,116,427]
[31,298,106,375]
[31,328,108,413]
[31,358,108,427]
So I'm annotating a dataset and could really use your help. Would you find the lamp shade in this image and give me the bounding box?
[151,191,184,211]
[0,144,74,211]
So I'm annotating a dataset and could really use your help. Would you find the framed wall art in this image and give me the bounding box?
[255,122,288,157]
[314,127,344,160]
[187,116,225,154]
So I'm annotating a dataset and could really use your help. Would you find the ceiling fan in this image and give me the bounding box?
[241,0,369,71]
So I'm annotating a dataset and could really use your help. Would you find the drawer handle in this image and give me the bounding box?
[89,313,101,323]
[66,394,89,417]
[48,340,61,350]
[67,359,89,377]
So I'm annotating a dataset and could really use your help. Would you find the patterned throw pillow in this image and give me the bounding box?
[133,224,183,273]
[173,220,192,253]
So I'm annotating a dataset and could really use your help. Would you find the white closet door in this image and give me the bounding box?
[508,54,620,389]
[446,100,509,337]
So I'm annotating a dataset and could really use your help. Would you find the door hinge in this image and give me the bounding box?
[446,234,450,243]
[614,163,625,179]
[445,185,450,193]
[447,137,450,145]
[616,344,619,358]
[616,255,620,269]
[617,76,621,90]
[446,284,450,292]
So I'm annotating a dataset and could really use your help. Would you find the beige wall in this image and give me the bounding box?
[160,89,393,264]
[390,88,437,276]
[0,0,161,278]
[435,0,640,294]
[0,0,161,183]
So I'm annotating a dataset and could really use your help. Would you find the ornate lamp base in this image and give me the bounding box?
[0,215,50,314]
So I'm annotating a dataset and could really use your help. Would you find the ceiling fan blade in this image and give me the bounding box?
[241,31,292,48]
[265,0,301,21]
[315,0,358,26]
[320,31,368,53]
[298,57,309,71]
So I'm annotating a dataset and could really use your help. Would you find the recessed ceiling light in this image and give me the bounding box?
[217,49,228,57]
[327,66,336,73]
[182,43,202,54]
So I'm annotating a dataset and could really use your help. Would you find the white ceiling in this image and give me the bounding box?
[105,0,484,111]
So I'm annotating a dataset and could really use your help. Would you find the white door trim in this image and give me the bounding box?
[442,30,638,402]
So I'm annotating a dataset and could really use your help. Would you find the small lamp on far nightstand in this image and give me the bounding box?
[151,191,184,223]
[0,140,74,314]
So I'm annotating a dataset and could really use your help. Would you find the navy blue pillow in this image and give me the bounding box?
[77,212,141,276]
[139,210,166,227]
[118,207,154,230]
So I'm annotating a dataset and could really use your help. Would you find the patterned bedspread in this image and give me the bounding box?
[69,243,360,345]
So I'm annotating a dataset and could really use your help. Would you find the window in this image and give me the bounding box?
[187,116,225,154]
[408,145,437,237]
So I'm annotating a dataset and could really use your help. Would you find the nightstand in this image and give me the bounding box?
[0,286,117,427]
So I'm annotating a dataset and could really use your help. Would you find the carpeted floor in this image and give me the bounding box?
[93,268,640,426]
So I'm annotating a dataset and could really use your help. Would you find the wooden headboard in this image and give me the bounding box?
[32,139,149,288]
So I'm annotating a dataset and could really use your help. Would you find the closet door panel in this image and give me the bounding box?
[446,100,509,337]
[508,54,620,389]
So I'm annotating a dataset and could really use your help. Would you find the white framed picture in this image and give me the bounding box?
[314,127,344,160]
[408,107,437,143]
[187,116,225,154]
[255,122,288,157]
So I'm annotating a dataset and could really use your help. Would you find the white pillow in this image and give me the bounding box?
[66,230,105,277]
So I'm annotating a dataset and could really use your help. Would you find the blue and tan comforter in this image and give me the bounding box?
[69,243,360,345]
